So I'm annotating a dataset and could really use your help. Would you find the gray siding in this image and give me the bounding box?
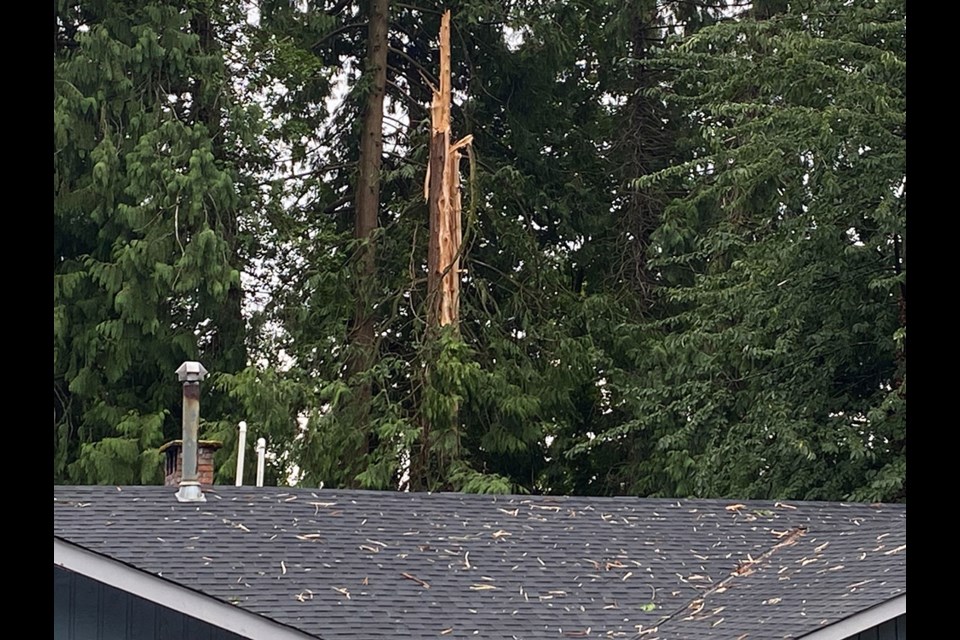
[849,614,906,640]
[54,566,251,640]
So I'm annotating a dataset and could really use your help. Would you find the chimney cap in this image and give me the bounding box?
[176,361,208,383]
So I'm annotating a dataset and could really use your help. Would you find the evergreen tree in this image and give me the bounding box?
[160,0,740,495]
[227,1,638,492]
[54,0,268,483]
[579,0,906,501]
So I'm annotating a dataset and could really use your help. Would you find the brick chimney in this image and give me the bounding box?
[160,440,222,487]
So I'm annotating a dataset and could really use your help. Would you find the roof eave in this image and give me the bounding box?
[797,593,906,640]
[54,537,320,640]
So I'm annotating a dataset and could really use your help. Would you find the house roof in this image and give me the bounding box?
[53,486,905,640]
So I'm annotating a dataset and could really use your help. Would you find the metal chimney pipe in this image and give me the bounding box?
[235,421,248,487]
[175,361,209,502]
[255,437,266,488]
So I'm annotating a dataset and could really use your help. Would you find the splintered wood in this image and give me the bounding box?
[426,10,472,329]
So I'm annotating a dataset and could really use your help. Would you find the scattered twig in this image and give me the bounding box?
[401,572,430,589]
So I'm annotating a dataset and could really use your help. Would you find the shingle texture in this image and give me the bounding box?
[54,486,905,639]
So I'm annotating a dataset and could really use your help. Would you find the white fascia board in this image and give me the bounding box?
[54,537,319,640]
[798,594,906,640]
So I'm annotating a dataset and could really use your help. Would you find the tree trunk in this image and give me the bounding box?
[618,3,667,304]
[426,11,469,330]
[345,0,389,486]
[413,11,471,491]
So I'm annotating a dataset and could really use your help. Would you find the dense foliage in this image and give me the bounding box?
[54,0,270,483]
[54,0,905,502]
[581,0,906,501]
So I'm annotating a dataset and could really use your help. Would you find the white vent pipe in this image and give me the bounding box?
[235,421,248,487]
[255,437,266,487]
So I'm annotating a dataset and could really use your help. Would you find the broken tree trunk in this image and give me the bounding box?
[426,10,472,331]
[414,10,471,491]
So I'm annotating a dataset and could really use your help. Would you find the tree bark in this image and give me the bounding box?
[618,3,669,304]
[345,0,389,486]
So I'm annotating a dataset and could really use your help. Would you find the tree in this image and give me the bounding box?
[211,0,736,495]
[218,0,623,492]
[579,0,906,501]
[54,0,267,483]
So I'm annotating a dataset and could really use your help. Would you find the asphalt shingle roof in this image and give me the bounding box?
[53,486,905,639]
